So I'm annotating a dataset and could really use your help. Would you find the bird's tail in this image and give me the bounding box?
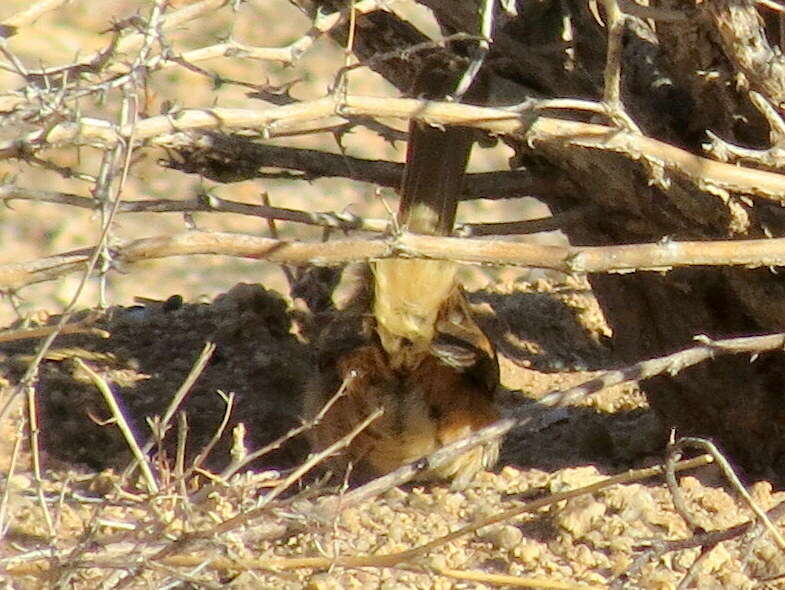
[372,53,477,367]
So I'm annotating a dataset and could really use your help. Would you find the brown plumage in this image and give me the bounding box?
[304,55,499,487]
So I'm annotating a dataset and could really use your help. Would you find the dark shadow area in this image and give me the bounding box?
[473,280,667,474]
[500,403,666,474]
[471,284,612,373]
[0,283,313,473]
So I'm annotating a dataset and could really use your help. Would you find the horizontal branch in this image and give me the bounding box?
[397,233,785,272]
[0,184,580,236]
[6,230,785,291]
[163,131,568,200]
[5,95,785,206]
[534,332,785,410]
[0,184,390,233]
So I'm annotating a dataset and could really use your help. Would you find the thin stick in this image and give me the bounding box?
[453,0,494,100]
[601,0,624,109]
[665,432,702,532]
[123,342,216,484]
[0,183,587,235]
[174,412,192,525]
[0,419,25,539]
[533,332,785,410]
[159,343,216,435]
[673,437,785,552]
[24,385,54,537]
[186,391,235,479]
[261,192,297,289]
[75,358,159,495]
[0,324,109,343]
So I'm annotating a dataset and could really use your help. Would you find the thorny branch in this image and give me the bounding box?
[0,182,575,235]
[8,230,785,292]
[5,94,785,222]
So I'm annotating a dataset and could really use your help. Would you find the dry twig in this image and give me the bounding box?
[10,229,785,292]
[76,358,159,495]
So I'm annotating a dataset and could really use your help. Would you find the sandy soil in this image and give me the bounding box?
[3,277,784,589]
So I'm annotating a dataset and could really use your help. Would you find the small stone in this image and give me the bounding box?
[700,543,731,574]
[750,480,773,507]
[8,473,32,490]
[437,492,465,516]
[679,475,701,492]
[513,539,545,563]
[483,524,523,550]
[387,521,407,543]
[558,496,606,538]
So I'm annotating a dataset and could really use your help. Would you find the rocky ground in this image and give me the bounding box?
[2,276,785,589]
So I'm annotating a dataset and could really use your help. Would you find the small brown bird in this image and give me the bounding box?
[305,55,500,487]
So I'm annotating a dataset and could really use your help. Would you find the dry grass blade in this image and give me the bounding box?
[123,342,216,485]
[0,324,109,343]
[0,419,24,540]
[75,358,159,495]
